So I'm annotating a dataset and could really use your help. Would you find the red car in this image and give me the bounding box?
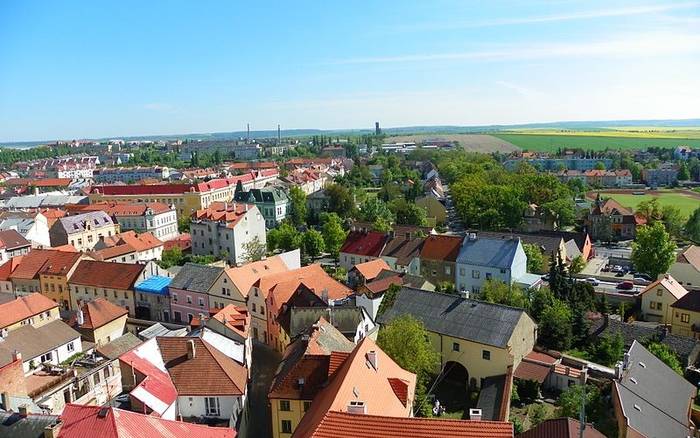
[616,281,634,290]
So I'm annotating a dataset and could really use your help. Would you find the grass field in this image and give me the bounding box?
[589,190,700,218]
[493,133,700,151]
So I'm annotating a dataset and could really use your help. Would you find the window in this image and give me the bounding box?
[657,289,663,296]
[472,270,480,279]
[445,266,451,275]
[482,350,491,360]
[174,311,182,322]
[67,342,75,352]
[172,293,178,303]
[452,342,460,352]
[187,296,192,304]
[500,268,507,274]
[650,301,662,310]
[485,273,492,280]
[261,307,265,316]
[281,420,292,434]
[279,400,291,411]
[681,313,690,323]
[459,267,465,276]
[40,352,53,363]
[198,297,205,307]
[205,397,220,416]
[252,303,257,312]
[303,401,311,412]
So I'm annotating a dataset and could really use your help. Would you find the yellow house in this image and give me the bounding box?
[38,251,87,309]
[76,298,129,346]
[268,318,355,438]
[670,289,700,338]
[68,260,147,316]
[639,275,689,324]
[378,287,537,390]
[0,293,60,333]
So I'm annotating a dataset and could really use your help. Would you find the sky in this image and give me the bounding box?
[1,0,700,141]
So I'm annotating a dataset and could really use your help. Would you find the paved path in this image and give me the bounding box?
[239,342,282,438]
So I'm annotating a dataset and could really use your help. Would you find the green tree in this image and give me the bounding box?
[542,198,576,227]
[632,222,676,278]
[558,384,602,423]
[679,162,690,180]
[268,222,302,252]
[480,280,528,309]
[686,206,700,243]
[589,331,624,366]
[288,186,308,227]
[320,213,347,257]
[358,197,394,224]
[523,244,546,274]
[389,199,428,226]
[529,287,555,322]
[594,161,606,170]
[569,255,585,274]
[646,342,684,374]
[538,299,573,351]
[178,215,192,233]
[158,247,184,269]
[242,236,267,262]
[377,283,401,317]
[325,183,355,217]
[661,204,684,237]
[302,229,325,258]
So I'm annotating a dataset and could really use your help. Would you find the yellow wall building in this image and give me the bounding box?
[670,290,700,338]
[0,293,60,332]
[640,275,689,324]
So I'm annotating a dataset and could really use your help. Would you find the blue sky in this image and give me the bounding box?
[1,0,699,141]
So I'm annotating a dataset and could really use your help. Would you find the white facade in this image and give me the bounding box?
[356,293,383,322]
[0,212,51,248]
[191,206,267,265]
[93,166,171,183]
[23,336,82,375]
[177,394,245,427]
[115,207,178,242]
[456,238,527,294]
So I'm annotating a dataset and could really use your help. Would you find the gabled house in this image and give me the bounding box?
[200,304,253,371]
[134,275,172,322]
[455,233,527,294]
[669,245,700,289]
[0,229,31,262]
[49,211,120,251]
[586,196,640,241]
[169,263,224,324]
[9,248,83,297]
[419,234,463,286]
[234,186,290,228]
[639,274,689,324]
[338,230,387,270]
[670,289,700,338]
[74,298,128,346]
[517,417,605,438]
[68,260,148,316]
[92,230,164,263]
[38,250,85,309]
[0,292,60,333]
[347,258,391,288]
[612,341,695,438]
[379,231,424,275]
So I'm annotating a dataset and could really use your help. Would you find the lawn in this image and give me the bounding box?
[493,133,700,152]
[591,190,700,218]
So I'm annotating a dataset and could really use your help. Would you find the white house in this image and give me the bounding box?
[0,320,82,375]
[0,212,52,248]
[669,246,700,290]
[455,233,527,294]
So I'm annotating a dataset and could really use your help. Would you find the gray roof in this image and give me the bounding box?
[0,412,60,438]
[456,236,520,269]
[57,211,115,234]
[378,287,529,348]
[0,320,81,366]
[478,231,562,255]
[96,332,142,360]
[615,340,695,438]
[169,263,224,293]
[137,323,188,340]
[476,374,507,421]
[2,195,88,209]
[288,306,364,338]
[235,187,289,204]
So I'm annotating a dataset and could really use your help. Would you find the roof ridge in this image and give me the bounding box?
[200,338,245,394]
[400,286,527,313]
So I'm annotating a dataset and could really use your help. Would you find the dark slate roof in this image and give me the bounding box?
[615,341,695,438]
[478,231,562,255]
[476,374,506,421]
[169,263,223,293]
[588,317,697,365]
[0,412,60,438]
[671,289,700,312]
[456,236,520,269]
[235,187,288,204]
[536,230,589,253]
[378,287,528,348]
[288,306,363,338]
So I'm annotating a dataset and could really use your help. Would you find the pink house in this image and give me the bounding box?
[168,263,224,324]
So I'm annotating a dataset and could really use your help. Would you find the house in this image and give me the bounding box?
[415,196,447,225]
[49,211,120,251]
[612,341,695,437]
[0,229,31,262]
[8,249,83,298]
[0,319,82,374]
[37,251,85,308]
[92,230,164,263]
[642,163,679,187]
[520,203,557,232]
[347,258,391,288]
[354,270,409,321]
[639,275,689,324]
[134,275,172,322]
[74,298,128,346]
[169,263,225,324]
[0,256,23,294]
[92,165,171,183]
[0,211,52,248]
[455,233,527,294]
[234,186,290,228]
[69,201,178,241]
[378,287,537,390]
[537,230,593,261]
[54,404,235,438]
[379,231,424,275]
[338,230,387,270]
[586,196,640,241]
[0,293,60,332]
[268,317,355,438]
[68,260,148,316]
[513,350,587,393]
[287,306,376,344]
[307,189,330,216]
[670,290,700,338]
[419,234,462,286]
[669,245,700,289]
[263,264,353,352]
[190,202,266,265]
[201,304,253,371]
[478,231,566,268]
[517,418,605,438]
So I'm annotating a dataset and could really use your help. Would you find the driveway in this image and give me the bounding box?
[239,342,282,438]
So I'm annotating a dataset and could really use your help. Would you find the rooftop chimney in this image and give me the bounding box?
[367,350,378,370]
[18,405,28,416]
[1,392,9,410]
[469,408,482,421]
[347,400,366,415]
[77,309,84,326]
[623,352,630,370]
[187,339,196,359]
[11,350,21,362]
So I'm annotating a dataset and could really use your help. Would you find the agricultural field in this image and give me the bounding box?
[493,133,700,152]
[587,190,700,218]
[384,134,518,153]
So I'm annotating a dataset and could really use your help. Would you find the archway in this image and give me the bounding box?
[443,361,469,386]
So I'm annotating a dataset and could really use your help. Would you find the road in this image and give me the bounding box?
[239,342,282,438]
[443,183,466,234]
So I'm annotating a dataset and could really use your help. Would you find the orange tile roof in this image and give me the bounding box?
[156,337,247,396]
[80,298,128,329]
[0,293,58,329]
[211,304,251,339]
[225,255,290,298]
[10,249,79,280]
[420,234,463,262]
[38,251,82,276]
[101,231,163,252]
[91,243,137,261]
[305,411,514,438]
[0,256,23,281]
[193,202,256,229]
[351,259,390,281]
[641,274,689,300]
[260,264,351,302]
[70,260,145,290]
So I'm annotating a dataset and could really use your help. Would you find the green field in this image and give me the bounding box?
[493,133,700,152]
[594,191,700,218]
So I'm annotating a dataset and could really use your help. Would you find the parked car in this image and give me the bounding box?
[611,265,624,273]
[633,277,651,286]
[636,273,653,282]
[584,277,600,286]
[615,271,625,277]
[616,280,634,290]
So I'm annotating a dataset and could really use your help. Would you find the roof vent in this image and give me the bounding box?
[638,361,646,368]
[347,400,366,415]
[630,377,638,384]
[469,408,482,421]
[297,378,305,387]
[633,404,641,412]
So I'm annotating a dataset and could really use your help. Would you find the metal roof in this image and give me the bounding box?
[135,275,172,295]
[169,263,223,293]
[456,236,520,269]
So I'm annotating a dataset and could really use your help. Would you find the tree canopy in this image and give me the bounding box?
[632,222,676,278]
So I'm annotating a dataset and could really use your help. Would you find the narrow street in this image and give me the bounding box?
[239,343,282,438]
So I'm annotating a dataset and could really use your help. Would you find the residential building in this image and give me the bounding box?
[347,258,390,288]
[503,157,613,172]
[339,230,387,270]
[278,168,327,195]
[479,231,567,266]
[0,412,59,437]
[519,203,557,232]
[74,298,128,346]
[287,306,376,344]
[556,169,633,187]
[642,162,679,187]
[190,202,266,265]
[639,275,689,324]
[456,234,527,294]
[234,186,290,228]
[517,418,606,438]
[54,404,235,438]
[38,250,85,308]
[202,304,253,371]
[586,195,641,241]
[49,211,120,251]
[134,275,172,322]
[68,260,148,316]
[674,146,699,161]
[669,245,700,289]
[169,263,224,324]
[15,156,99,179]
[93,230,164,263]
[379,231,424,275]
[92,165,171,183]
[670,290,700,338]
[0,211,52,248]
[0,256,23,294]
[536,230,593,261]
[379,287,537,390]
[71,201,178,241]
[0,229,31,262]
[307,189,330,216]
[9,248,83,297]
[268,318,355,438]
[0,293,59,332]
[419,234,462,286]
[0,319,82,374]
[1,194,88,210]
[612,341,695,438]
[513,350,587,393]
[354,270,413,321]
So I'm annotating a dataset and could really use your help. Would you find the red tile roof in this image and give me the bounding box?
[211,304,250,339]
[163,233,191,251]
[363,274,403,295]
[305,411,513,438]
[517,417,605,438]
[262,264,352,304]
[420,234,463,262]
[513,360,550,384]
[0,256,23,281]
[193,202,256,229]
[70,201,172,216]
[387,378,409,407]
[10,249,81,280]
[80,298,128,329]
[0,229,31,250]
[7,178,72,187]
[70,260,145,290]
[58,404,235,438]
[0,293,58,329]
[38,251,83,276]
[101,230,163,252]
[351,259,390,281]
[119,344,177,414]
[339,231,387,257]
[156,337,247,396]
